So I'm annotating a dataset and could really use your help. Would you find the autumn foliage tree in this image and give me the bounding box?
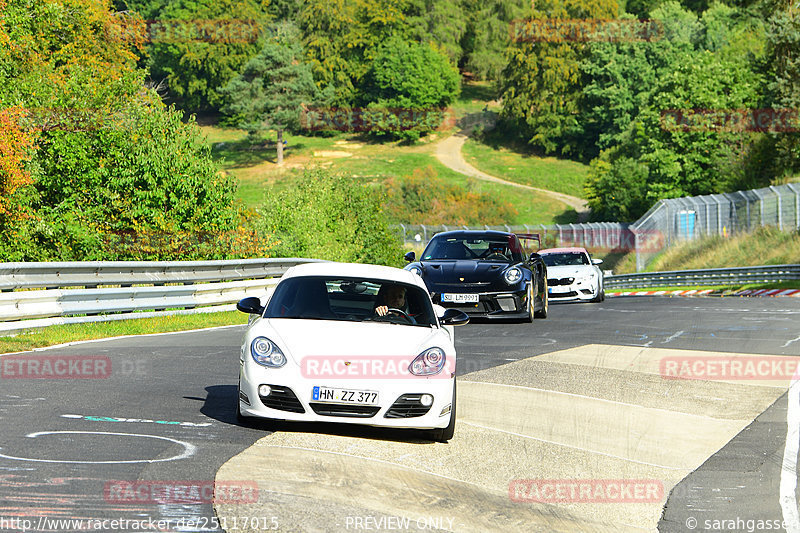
[0,0,271,260]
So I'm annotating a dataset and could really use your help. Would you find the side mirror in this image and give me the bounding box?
[529,252,541,261]
[439,308,470,326]
[237,296,265,315]
[404,251,416,262]
[591,258,603,265]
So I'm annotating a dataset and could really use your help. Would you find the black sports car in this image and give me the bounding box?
[403,230,548,322]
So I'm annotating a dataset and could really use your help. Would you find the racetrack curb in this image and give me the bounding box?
[607,289,800,298]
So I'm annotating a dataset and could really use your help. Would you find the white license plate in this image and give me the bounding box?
[312,386,379,405]
[550,286,570,294]
[442,293,479,303]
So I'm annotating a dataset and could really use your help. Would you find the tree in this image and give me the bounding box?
[221,22,330,164]
[359,36,460,140]
[461,0,529,80]
[499,0,620,155]
[255,170,403,266]
[298,0,407,105]
[0,0,266,260]
[404,0,467,65]
[763,4,800,177]
[145,0,270,112]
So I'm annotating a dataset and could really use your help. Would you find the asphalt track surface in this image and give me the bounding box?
[0,296,798,532]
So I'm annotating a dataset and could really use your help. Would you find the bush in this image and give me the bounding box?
[255,169,403,266]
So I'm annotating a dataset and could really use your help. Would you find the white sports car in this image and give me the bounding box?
[235,262,469,442]
[539,247,605,302]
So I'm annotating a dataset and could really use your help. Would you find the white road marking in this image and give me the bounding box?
[784,335,800,348]
[0,431,196,464]
[661,331,685,344]
[780,369,800,532]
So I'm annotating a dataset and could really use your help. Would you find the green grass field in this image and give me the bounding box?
[461,136,589,199]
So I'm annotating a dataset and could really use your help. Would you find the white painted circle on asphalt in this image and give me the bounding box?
[0,431,197,464]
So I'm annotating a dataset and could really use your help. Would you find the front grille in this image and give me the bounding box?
[550,290,578,298]
[259,385,305,413]
[548,277,575,286]
[309,403,380,418]
[385,394,433,419]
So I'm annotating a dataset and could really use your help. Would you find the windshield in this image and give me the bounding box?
[422,235,525,261]
[541,252,590,267]
[264,276,436,327]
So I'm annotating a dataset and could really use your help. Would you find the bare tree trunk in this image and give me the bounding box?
[277,129,284,165]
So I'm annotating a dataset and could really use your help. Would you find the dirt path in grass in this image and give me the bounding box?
[435,115,590,221]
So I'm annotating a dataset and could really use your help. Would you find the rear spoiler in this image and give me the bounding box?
[515,233,541,250]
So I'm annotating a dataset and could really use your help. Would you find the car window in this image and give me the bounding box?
[541,252,590,266]
[422,235,524,261]
[264,276,436,327]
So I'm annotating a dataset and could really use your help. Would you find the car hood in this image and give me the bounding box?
[255,318,446,361]
[546,265,594,278]
[420,260,511,284]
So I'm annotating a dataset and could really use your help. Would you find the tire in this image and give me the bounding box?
[524,283,534,323]
[429,381,456,443]
[534,278,548,319]
[591,283,605,303]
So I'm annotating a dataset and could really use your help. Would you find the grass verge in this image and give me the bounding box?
[0,311,246,355]
[462,133,589,199]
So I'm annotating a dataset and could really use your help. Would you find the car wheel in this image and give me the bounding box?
[591,284,605,303]
[534,278,548,319]
[429,381,456,443]
[524,283,534,323]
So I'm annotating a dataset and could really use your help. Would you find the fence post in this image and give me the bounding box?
[770,185,784,231]
[789,183,800,230]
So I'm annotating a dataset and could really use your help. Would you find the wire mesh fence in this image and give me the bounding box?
[395,183,800,272]
[395,223,635,253]
[630,183,800,271]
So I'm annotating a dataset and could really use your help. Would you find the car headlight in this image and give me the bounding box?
[408,266,422,276]
[503,267,522,285]
[250,337,286,367]
[409,347,446,376]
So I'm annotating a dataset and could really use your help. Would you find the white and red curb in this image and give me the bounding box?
[606,289,800,298]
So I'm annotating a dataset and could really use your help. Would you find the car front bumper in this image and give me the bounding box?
[239,361,455,430]
[547,278,600,301]
[429,288,530,319]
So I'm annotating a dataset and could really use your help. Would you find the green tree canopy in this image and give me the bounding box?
[221,22,332,163]
[145,0,270,111]
[358,36,460,140]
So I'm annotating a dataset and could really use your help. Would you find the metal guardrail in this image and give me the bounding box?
[2,259,797,335]
[0,258,319,291]
[0,258,321,335]
[604,264,800,289]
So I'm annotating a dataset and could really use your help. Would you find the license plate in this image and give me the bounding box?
[312,386,379,405]
[442,293,479,303]
[550,286,569,294]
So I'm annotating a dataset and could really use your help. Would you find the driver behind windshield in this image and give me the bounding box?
[374,284,415,323]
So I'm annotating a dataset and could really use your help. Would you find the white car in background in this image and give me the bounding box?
[538,247,605,302]
[235,262,469,442]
